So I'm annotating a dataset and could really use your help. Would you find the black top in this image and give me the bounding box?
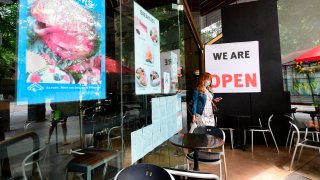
[169,133,223,150]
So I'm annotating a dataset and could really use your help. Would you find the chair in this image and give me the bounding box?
[243,114,279,153]
[215,115,234,150]
[22,145,48,180]
[286,114,318,154]
[115,163,174,180]
[186,126,226,180]
[107,125,122,150]
[164,167,219,180]
[289,120,320,171]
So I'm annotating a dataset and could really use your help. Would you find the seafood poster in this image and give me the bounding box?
[134,2,161,95]
[17,0,106,104]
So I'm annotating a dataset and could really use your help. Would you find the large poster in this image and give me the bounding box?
[134,2,161,95]
[17,0,106,104]
[205,41,261,93]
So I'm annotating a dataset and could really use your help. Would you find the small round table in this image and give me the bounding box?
[169,133,223,171]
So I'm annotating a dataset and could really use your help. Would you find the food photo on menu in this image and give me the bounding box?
[150,27,158,44]
[136,67,148,87]
[135,17,147,37]
[145,47,153,64]
[25,0,102,85]
[150,70,160,87]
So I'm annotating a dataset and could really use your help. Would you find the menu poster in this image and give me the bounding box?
[131,129,143,164]
[134,2,161,95]
[17,0,106,104]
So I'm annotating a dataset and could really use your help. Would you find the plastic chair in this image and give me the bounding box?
[286,114,318,154]
[164,167,219,180]
[243,114,279,153]
[289,120,320,171]
[115,163,174,180]
[22,145,48,180]
[186,126,227,180]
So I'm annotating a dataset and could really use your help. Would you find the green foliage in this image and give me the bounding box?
[0,2,18,78]
[278,0,320,56]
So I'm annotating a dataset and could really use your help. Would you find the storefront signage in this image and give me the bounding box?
[134,2,161,95]
[17,0,106,104]
[205,41,261,93]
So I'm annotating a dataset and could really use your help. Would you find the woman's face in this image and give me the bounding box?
[205,78,211,87]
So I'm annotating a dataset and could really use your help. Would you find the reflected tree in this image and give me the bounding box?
[0,1,18,79]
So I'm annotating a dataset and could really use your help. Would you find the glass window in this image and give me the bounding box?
[0,0,185,179]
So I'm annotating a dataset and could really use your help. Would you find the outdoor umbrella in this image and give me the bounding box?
[294,45,320,105]
[295,45,320,62]
[106,56,133,74]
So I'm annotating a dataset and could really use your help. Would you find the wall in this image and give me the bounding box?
[218,0,291,145]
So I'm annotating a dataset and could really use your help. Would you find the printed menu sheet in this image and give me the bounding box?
[134,2,161,95]
[152,97,160,124]
[131,95,183,164]
[142,125,154,156]
[131,129,143,164]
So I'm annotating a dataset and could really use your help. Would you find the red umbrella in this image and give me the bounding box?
[106,56,133,74]
[295,45,320,62]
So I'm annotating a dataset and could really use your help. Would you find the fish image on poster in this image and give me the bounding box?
[17,0,106,104]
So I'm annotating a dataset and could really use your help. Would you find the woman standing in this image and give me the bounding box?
[192,72,222,127]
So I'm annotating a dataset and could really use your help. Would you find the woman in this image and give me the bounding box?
[192,72,222,127]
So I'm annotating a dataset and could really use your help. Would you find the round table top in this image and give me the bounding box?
[115,163,172,180]
[169,133,223,150]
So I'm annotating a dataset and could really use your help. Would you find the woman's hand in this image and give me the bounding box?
[192,115,196,123]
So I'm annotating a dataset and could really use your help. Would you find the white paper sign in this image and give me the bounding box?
[134,2,161,95]
[163,72,171,94]
[160,49,180,93]
[131,129,143,164]
[142,125,154,156]
[152,122,162,148]
[152,98,160,124]
[205,41,261,93]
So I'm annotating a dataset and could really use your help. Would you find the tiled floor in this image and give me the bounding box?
[140,142,320,180]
